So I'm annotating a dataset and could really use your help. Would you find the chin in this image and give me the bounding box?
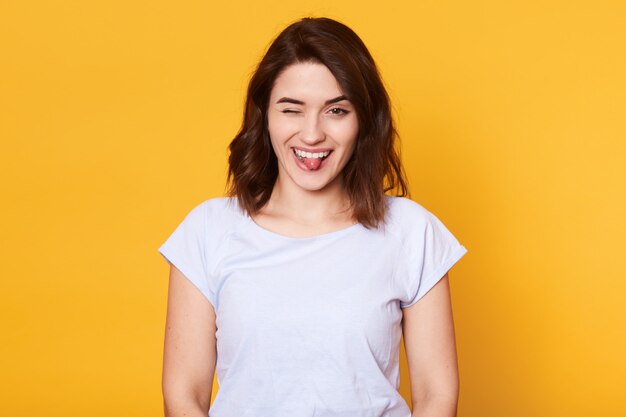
[278,156,346,193]
[290,174,340,192]
[294,180,332,192]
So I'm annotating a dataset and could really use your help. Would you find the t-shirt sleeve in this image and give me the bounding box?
[157,202,217,308]
[400,209,468,309]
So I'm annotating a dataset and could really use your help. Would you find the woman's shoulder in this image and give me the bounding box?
[383,195,465,255]
[199,196,239,213]
[384,195,434,228]
[378,196,435,248]
[184,196,246,233]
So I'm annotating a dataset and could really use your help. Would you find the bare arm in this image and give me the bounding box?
[402,273,459,417]
[162,264,216,417]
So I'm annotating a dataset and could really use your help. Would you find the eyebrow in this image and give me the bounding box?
[275,95,349,105]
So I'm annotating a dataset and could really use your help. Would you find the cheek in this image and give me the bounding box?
[327,118,359,148]
[268,113,298,144]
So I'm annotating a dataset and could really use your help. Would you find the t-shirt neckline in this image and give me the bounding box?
[242,213,363,242]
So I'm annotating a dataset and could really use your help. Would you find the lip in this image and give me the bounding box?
[291,146,334,153]
[291,147,333,171]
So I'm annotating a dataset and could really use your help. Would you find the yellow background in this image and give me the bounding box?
[1,0,624,415]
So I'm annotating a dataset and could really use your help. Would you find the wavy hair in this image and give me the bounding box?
[227,17,408,228]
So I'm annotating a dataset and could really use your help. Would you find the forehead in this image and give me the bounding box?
[270,62,344,100]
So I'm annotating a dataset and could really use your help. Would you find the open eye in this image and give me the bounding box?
[328,107,349,115]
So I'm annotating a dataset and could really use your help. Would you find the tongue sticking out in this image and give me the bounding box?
[303,157,323,170]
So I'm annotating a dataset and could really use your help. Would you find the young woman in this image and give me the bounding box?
[159,17,467,417]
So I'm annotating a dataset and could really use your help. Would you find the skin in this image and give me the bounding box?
[162,265,215,417]
[403,273,459,416]
[162,62,459,416]
[255,62,360,237]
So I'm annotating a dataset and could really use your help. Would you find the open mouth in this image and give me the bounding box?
[292,148,332,161]
[292,148,332,170]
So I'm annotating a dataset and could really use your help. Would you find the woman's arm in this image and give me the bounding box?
[162,264,217,417]
[402,273,459,417]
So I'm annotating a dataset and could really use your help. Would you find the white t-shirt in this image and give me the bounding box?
[158,196,467,417]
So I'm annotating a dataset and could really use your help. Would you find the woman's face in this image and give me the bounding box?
[267,62,359,194]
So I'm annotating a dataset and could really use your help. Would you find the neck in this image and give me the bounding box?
[265,175,353,225]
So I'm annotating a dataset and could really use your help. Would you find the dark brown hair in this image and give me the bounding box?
[227,17,408,228]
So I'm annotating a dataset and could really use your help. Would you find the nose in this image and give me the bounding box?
[299,113,325,145]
